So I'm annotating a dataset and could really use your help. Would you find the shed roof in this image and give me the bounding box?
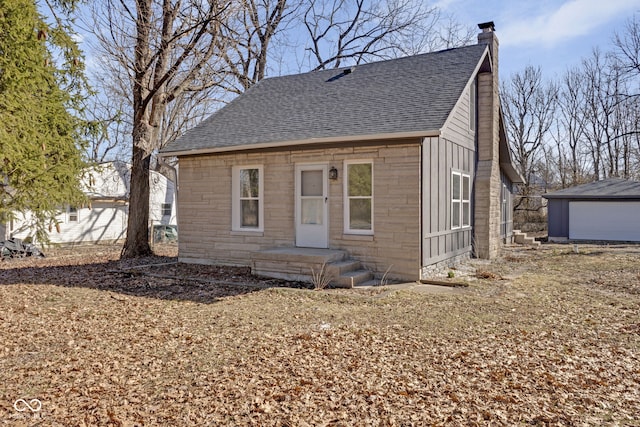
[542,178,640,199]
[161,44,489,156]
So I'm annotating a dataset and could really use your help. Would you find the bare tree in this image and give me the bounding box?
[501,66,558,230]
[614,15,640,78]
[553,67,589,186]
[301,0,443,71]
[91,0,232,257]
[216,0,299,94]
[501,66,558,184]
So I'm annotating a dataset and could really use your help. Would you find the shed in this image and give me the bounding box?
[542,178,640,242]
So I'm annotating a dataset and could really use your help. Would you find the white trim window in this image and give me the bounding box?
[452,171,471,229]
[68,206,79,223]
[232,165,264,231]
[344,160,373,234]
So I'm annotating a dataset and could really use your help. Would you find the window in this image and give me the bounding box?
[68,206,78,223]
[344,161,373,234]
[232,166,263,231]
[452,171,470,229]
[161,203,172,217]
[469,79,476,132]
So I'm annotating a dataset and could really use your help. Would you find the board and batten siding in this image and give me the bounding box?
[177,140,422,281]
[421,137,475,273]
[420,78,477,275]
[500,172,514,239]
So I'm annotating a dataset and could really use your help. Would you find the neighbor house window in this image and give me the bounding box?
[161,203,172,217]
[452,172,470,229]
[68,206,78,223]
[344,161,373,234]
[232,165,263,231]
[469,79,476,132]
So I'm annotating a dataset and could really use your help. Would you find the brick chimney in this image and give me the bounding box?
[474,21,501,259]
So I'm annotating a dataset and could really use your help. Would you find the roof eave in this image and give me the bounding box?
[159,130,440,157]
[542,194,640,200]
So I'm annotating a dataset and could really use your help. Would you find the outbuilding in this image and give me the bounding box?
[543,178,640,242]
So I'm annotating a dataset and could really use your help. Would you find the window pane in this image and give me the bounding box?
[348,163,372,197]
[241,200,259,227]
[349,199,371,230]
[463,176,470,200]
[452,174,461,200]
[462,201,470,226]
[240,169,259,198]
[301,199,323,224]
[69,207,78,222]
[452,201,460,228]
[301,170,323,197]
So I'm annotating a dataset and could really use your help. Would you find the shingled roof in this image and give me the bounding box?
[543,178,640,199]
[161,44,489,156]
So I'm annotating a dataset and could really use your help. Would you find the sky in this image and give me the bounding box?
[70,0,640,83]
[438,0,640,79]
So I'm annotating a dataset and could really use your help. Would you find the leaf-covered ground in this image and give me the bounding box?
[0,244,639,426]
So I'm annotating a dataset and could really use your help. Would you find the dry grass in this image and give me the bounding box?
[0,243,639,425]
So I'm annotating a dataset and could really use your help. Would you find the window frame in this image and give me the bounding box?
[161,203,172,217]
[68,206,79,223]
[231,165,264,232]
[451,171,471,230]
[343,160,374,235]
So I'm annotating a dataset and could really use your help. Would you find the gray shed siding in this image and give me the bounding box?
[547,198,570,239]
[547,197,640,240]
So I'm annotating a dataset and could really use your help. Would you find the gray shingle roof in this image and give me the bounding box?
[543,178,640,199]
[161,44,488,155]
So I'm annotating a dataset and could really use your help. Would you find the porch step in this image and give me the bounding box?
[326,259,362,277]
[513,230,541,247]
[251,247,373,288]
[252,247,347,282]
[334,269,373,288]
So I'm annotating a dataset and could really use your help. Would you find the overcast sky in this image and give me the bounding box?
[439,0,640,78]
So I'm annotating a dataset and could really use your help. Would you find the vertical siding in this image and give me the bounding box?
[421,135,475,268]
[500,172,514,238]
[547,199,570,239]
[419,75,477,271]
[177,140,421,280]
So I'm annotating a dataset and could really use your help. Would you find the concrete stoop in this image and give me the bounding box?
[512,230,541,247]
[251,247,372,288]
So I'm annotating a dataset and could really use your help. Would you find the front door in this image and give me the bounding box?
[296,164,328,248]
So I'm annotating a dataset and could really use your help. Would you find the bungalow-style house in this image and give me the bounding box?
[0,161,177,244]
[160,22,523,284]
[543,178,640,242]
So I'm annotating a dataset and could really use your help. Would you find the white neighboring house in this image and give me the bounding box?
[0,161,177,244]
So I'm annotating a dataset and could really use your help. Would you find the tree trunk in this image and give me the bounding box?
[122,135,153,258]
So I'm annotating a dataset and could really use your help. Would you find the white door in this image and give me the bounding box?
[569,201,640,241]
[296,164,328,248]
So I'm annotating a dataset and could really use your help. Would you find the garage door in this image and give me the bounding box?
[569,201,640,241]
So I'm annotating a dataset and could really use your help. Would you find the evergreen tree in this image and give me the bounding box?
[0,0,87,242]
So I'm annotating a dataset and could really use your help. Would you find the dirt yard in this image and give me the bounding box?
[0,243,639,426]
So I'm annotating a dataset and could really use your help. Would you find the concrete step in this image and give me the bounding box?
[513,231,540,247]
[326,259,362,277]
[333,269,373,288]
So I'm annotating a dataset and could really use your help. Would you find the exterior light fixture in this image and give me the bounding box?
[329,166,338,180]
